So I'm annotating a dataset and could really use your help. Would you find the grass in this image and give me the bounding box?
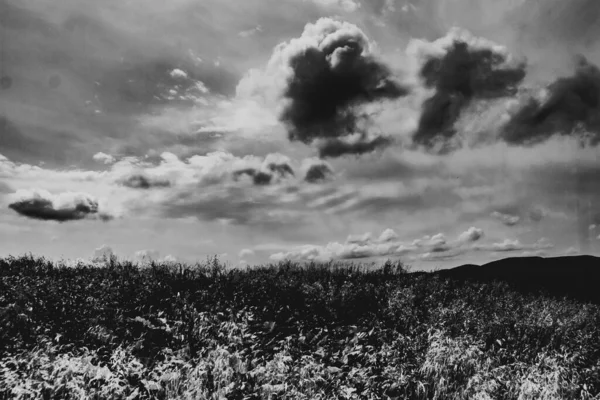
[0,255,599,399]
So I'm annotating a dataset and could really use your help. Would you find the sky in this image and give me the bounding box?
[2,0,600,269]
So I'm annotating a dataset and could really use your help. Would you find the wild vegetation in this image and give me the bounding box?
[1,255,599,399]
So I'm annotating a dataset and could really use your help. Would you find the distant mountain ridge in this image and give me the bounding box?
[437,256,600,304]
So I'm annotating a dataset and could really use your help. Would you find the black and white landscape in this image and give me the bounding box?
[1,0,600,398]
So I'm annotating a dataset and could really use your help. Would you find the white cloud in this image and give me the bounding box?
[93,152,116,165]
[379,228,399,242]
[135,249,161,264]
[169,69,189,79]
[163,254,178,263]
[457,227,484,243]
[91,245,116,263]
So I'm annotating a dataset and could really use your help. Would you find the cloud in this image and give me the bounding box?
[457,226,484,243]
[491,211,520,226]
[270,226,485,262]
[109,151,297,190]
[7,189,114,222]
[93,152,116,165]
[502,57,600,145]
[475,238,554,253]
[346,231,373,245]
[135,249,161,264]
[379,228,399,242]
[240,17,408,157]
[317,135,391,158]
[91,245,116,263]
[118,174,172,189]
[169,69,189,79]
[409,28,526,149]
[232,153,295,186]
[163,254,178,263]
[303,158,333,183]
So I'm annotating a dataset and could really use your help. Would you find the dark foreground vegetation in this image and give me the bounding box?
[1,255,599,399]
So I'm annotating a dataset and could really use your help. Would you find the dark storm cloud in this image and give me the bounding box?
[232,159,294,186]
[8,190,112,222]
[304,161,333,183]
[502,57,600,145]
[244,18,408,157]
[317,135,391,158]
[232,169,273,186]
[265,161,295,178]
[413,35,527,148]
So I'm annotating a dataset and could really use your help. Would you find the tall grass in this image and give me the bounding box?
[1,256,598,399]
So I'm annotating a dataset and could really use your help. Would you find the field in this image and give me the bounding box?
[1,256,599,399]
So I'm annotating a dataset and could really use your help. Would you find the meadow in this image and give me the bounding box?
[1,255,599,399]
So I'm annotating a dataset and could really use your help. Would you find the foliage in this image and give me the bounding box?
[0,255,599,399]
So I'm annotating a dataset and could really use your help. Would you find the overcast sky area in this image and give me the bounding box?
[2,0,600,269]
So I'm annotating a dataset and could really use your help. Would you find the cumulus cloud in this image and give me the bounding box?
[457,226,484,243]
[93,152,116,165]
[91,245,116,263]
[163,254,178,263]
[412,233,449,252]
[232,153,295,186]
[241,18,407,157]
[502,57,600,145]
[169,69,189,79]
[379,228,399,242]
[8,189,113,222]
[491,211,520,226]
[110,151,297,190]
[409,28,526,150]
[135,249,161,264]
[303,158,334,183]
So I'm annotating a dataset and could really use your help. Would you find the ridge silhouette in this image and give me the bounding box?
[437,256,600,304]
